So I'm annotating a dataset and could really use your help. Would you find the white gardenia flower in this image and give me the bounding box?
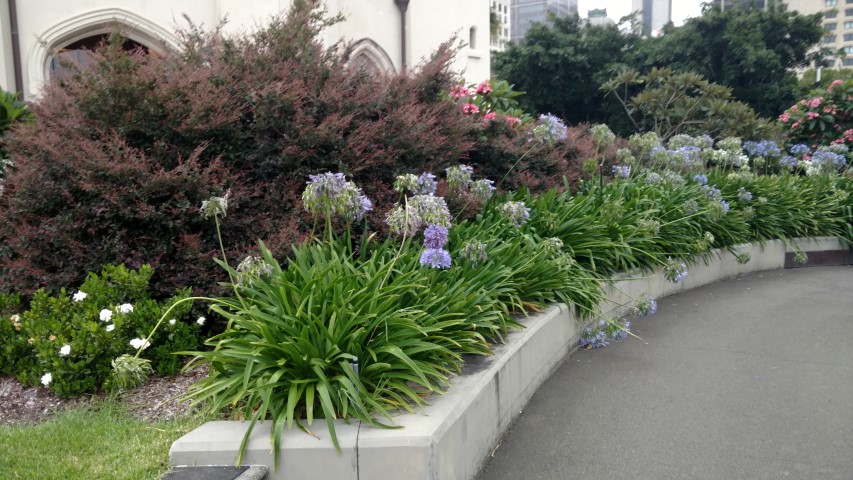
[197,316,206,326]
[99,309,112,322]
[168,319,176,326]
[118,303,133,314]
[41,372,52,386]
[59,344,71,357]
[106,324,115,332]
[72,291,88,302]
[129,337,150,350]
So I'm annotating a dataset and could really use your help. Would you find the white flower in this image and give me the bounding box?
[41,372,52,386]
[72,291,88,302]
[197,316,206,326]
[99,309,112,322]
[118,303,133,314]
[106,324,115,332]
[59,344,71,357]
[129,337,151,350]
[168,319,176,326]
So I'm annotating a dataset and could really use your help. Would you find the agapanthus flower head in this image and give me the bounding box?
[200,191,230,219]
[645,172,663,185]
[664,257,689,283]
[810,150,847,171]
[692,174,708,185]
[420,248,452,269]
[701,184,723,202]
[537,113,568,142]
[612,165,631,179]
[743,140,782,159]
[789,144,810,158]
[793,250,808,265]
[667,134,697,150]
[616,148,635,164]
[500,201,531,227]
[716,137,742,153]
[590,124,616,148]
[446,165,474,194]
[475,80,493,95]
[540,237,564,256]
[778,155,798,170]
[72,291,87,302]
[459,240,488,267]
[606,320,631,341]
[470,179,496,203]
[449,84,470,99]
[662,170,686,186]
[737,187,753,203]
[635,296,658,316]
[302,172,372,221]
[423,224,449,249]
[672,146,701,169]
[236,255,274,284]
[416,172,438,195]
[394,173,419,194]
[580,327,608,349]
[386,194,451,236]
[628,131,661,155]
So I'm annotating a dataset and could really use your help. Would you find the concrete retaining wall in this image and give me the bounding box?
[169,237,849,480]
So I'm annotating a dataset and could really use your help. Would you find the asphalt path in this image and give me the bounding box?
[478,266,853,480]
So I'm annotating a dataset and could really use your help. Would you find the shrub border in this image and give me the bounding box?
[169,236,849,480]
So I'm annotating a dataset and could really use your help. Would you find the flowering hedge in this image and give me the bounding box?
[781,79,853,150]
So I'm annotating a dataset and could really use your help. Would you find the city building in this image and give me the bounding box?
[586,8,616,27]
[510,0,578,43]
[491,0,512,51]
[632,0,672,36]
[0,0,490,100]
[714,0,853,68]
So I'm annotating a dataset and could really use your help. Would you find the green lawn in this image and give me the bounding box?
[0,403,203,480]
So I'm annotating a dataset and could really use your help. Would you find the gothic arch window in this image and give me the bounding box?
[347,39,395,74]
[49,35,150,81]
[29,8,179,94]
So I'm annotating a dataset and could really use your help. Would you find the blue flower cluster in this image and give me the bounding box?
[500,201,531,227]
[303,172,373,221]
[737,187,753,203]
[789,144,810,157]
[420,223,452,269]
[811,150,847,170]
[537,113,568,142]
[692,174,708,185]
[778,156,798,170]
[664,257,688,283]
[743,140,782,158]
[459,240,488,267]
[580,327,609,349]
[612,165,631,179]
[636,296,658,316]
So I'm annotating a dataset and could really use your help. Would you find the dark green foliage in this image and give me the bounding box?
[2,264,200,396]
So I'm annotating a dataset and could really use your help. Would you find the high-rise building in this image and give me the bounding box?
[491,0,512,51]
[713,1,851,68]
[586,8,616,27]
[510,0,578,43]
[632,0,673,36]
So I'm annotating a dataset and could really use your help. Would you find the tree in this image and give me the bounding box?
[492,15,639,125]
[631,0,827,117]
[602,67,779,141]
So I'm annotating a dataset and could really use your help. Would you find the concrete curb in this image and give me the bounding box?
[169,236,850,480]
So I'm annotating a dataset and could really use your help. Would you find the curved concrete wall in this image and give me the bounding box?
[169,237,849,480]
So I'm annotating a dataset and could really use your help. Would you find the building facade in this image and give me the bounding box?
[510,0,578,43]
[714,0,853,68]
[0,0,490,100]
[631,0,672,36]
[586,8,616,27]
[491,0,512,51]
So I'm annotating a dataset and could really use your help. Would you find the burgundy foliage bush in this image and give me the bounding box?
[0,1,588,297]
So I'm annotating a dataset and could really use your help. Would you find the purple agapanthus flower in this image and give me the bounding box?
[420,248,452,269]
[416,172,438,195]
[423,224,449,249]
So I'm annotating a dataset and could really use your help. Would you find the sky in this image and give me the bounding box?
[576,0,706,26]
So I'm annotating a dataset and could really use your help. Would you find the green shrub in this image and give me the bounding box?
[7,264,199,396]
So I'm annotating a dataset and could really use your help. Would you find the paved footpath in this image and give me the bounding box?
[478,266,853,480]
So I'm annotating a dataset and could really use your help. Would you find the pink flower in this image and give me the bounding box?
[449,84,470,99]
[483,112,497,122]
[462,103,479,115]
[828,79,843,92]
[807,112,819,120]
[778,112,790,123]
[505,116,521,126]
[475,80,492,95]
[808,97,823,108]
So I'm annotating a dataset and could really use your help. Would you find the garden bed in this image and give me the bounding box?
[169,236,849,480]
